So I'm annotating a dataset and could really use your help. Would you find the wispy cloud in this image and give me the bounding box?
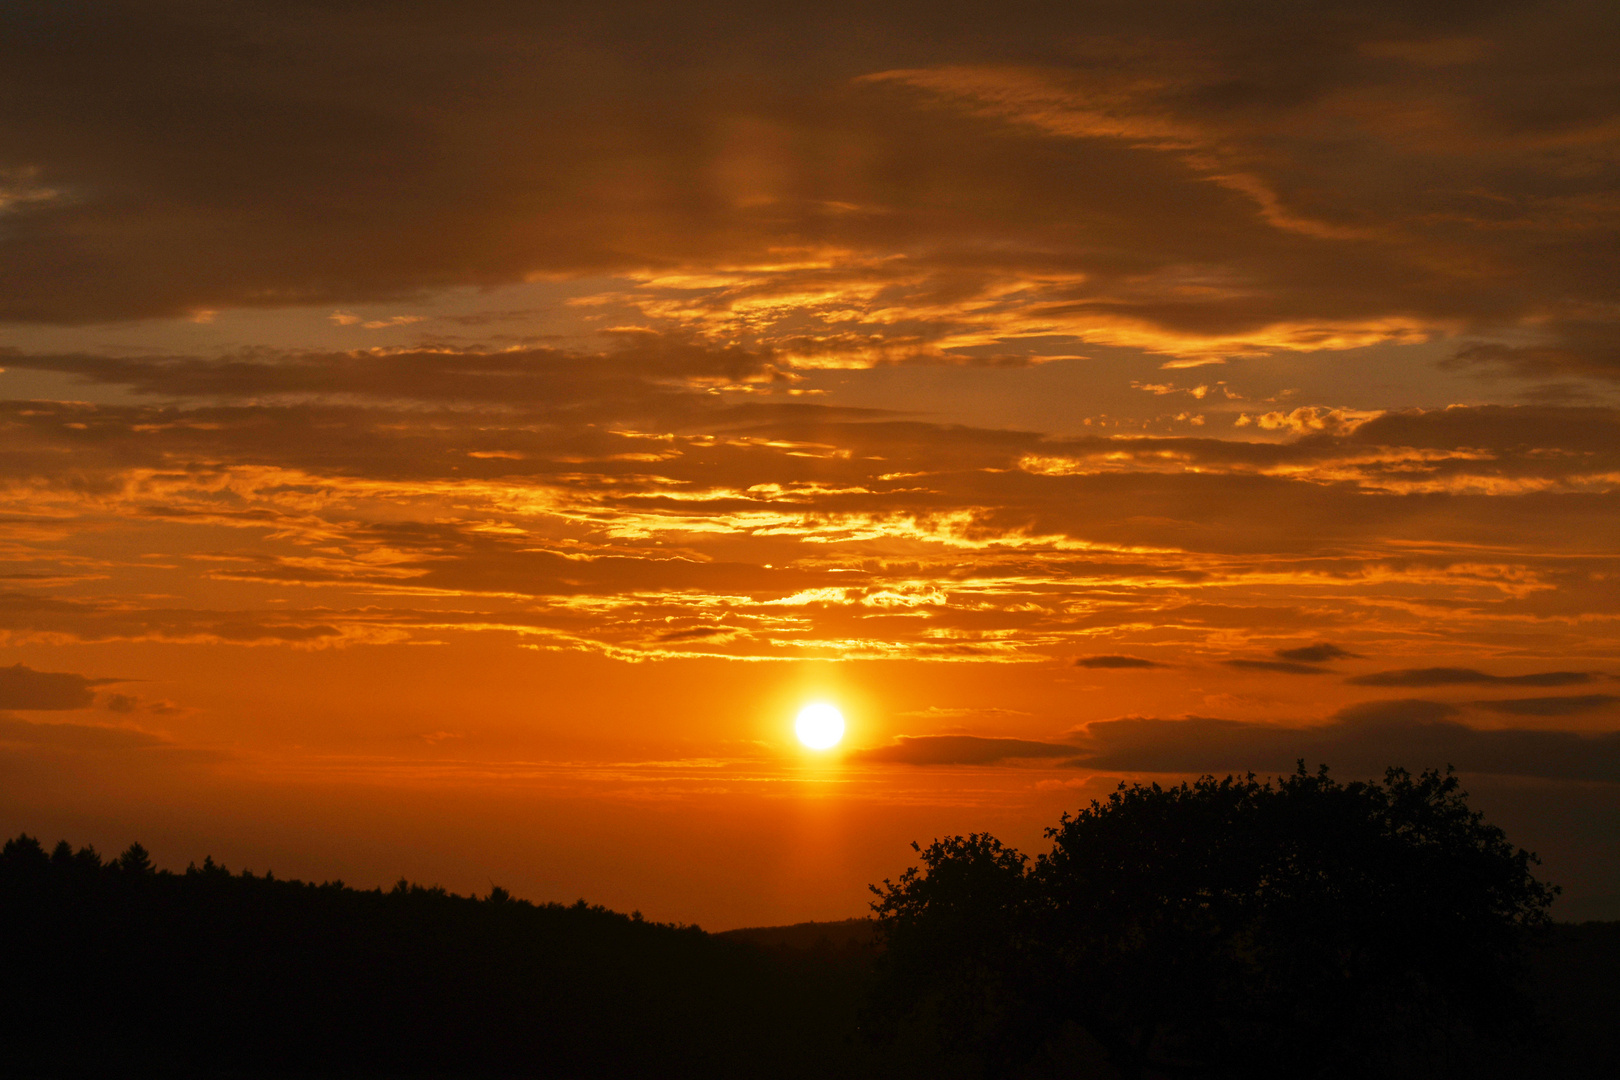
[852,735,1076,766]
[1471,695,1620,717]
[1276,644,1358,663]
[1224,659,1331,676]
[1348,668,1594,688]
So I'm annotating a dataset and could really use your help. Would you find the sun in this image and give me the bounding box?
[795,703,845,750]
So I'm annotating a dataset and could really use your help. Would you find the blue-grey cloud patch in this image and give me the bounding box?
[854,735,1077,766]
[1347,668,1592,688]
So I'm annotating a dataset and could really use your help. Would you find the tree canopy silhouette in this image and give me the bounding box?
[869,765,1558,1079]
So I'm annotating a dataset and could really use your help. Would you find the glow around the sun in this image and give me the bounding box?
[794,703,845,750]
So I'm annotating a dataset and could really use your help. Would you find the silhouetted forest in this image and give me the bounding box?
[0,836,873,1079]
[3,769,1618,1078]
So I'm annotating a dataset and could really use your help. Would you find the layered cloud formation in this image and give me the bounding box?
[1,2,1617,377]
[1,0,1617,923]
[0,351,1614,666]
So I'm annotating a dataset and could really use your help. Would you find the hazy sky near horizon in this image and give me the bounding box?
[3,0,1619,926]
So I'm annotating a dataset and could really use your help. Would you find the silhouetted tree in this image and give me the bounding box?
[115,841,152,875]
[867,835,1039,1075]
[2,832,48,870]
[870,765,1558,1079]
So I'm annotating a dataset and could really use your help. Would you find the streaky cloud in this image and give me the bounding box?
[1275,643,1358,663]
[1348,668,1593,688]
[1471,695,1620,717]
[854,735,1076,766]
[1332,699,1461,725]
[1224,659,1330,676]
[0,716,168,751]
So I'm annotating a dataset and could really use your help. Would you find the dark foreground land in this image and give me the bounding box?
[1,835,1616,1079]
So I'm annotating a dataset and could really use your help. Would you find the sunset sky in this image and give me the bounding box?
[2,0,1618,927]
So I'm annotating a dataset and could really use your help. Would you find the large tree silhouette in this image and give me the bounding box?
[869,766,1558,1079]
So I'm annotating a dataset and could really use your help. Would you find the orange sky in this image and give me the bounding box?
[2,1,1618,926]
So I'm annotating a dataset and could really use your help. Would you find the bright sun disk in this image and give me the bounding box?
[795,703,845,750]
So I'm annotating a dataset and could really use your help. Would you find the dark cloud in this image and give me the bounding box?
[1224,659,1330,675]
[1065,704,1620,783]
[1346,407,1620,460]
[1075,655,1163,669]
[1471,695,1620,717]
[0,593,349,647]
[1332,699,1460,725]
[1448,325,1620,383]
[0,716,168,751]
[0,3,1615,380]
[654,625,741,643]
[0,337,783,405]
[0,663,111,710]
[853,735,1076,766]
[1348,668,1593,688]
[1275,643,1358,663]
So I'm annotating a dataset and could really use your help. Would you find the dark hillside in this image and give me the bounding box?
[717,917,879,953]
[1527,922,1620,1074]
[0,835,871,1079]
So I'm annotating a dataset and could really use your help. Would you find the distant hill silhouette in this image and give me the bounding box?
[0,834,870,1079]
[1527,921,1620,1074]
[717,917,878,952]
